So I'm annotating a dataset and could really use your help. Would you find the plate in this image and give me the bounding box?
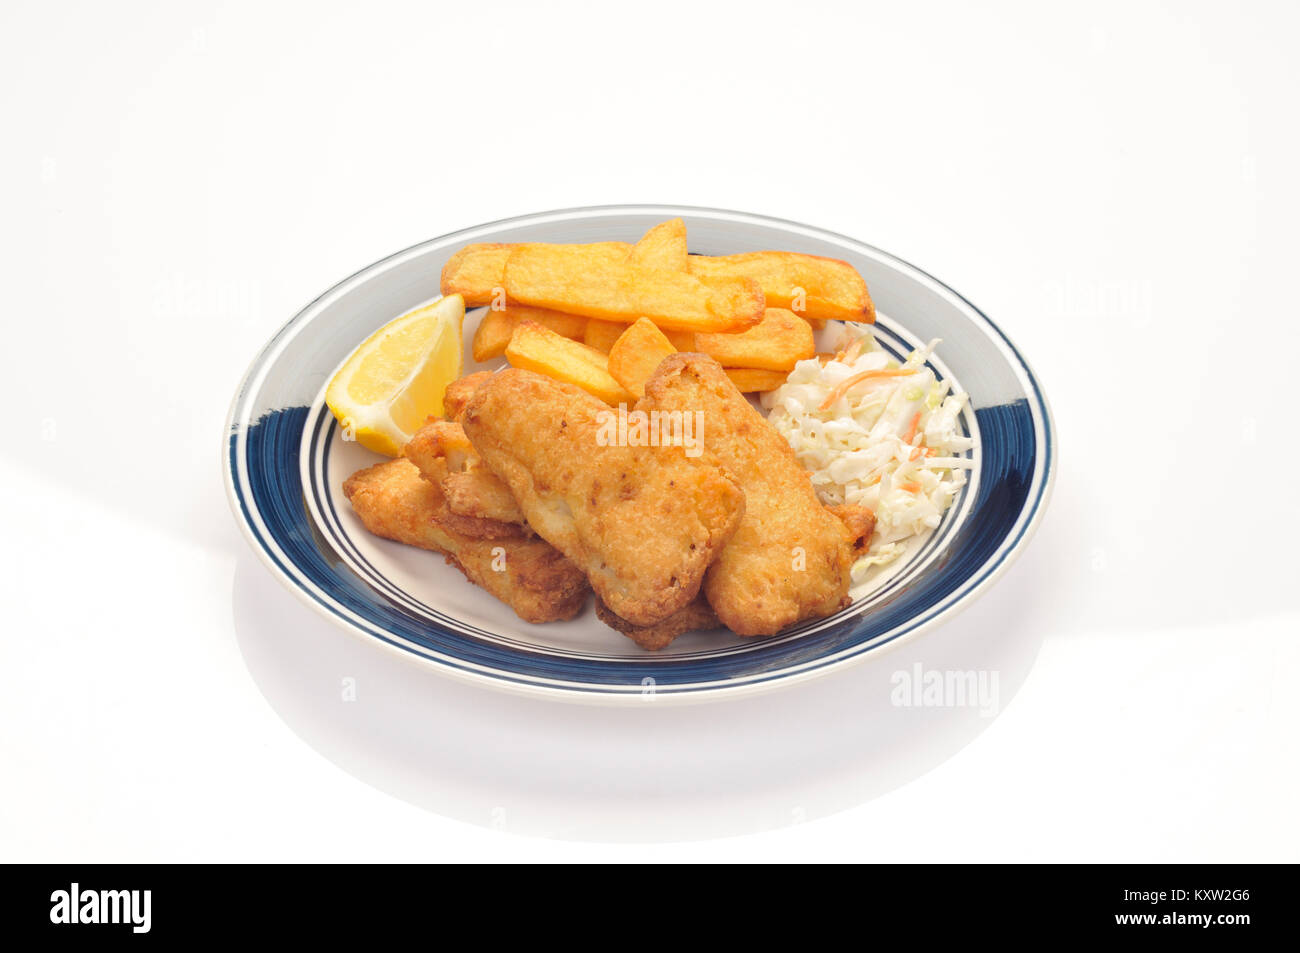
[224,206,1055,703]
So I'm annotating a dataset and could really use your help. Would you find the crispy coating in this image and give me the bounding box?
[405,419,476,475]
[461,368,746,627]
[640,354,855,636]
[594,596,720,652]
[826,504,876,554]
[443,371,495,421]
[441,470,528,527]
[404,418,527,529]
[342,459,587,623]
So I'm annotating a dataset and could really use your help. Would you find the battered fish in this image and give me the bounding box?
[640,353,855,636]
[594,596,721,652]
[461,368,746,626]
[443,370,494,421]
[342,458,588,623]
[404,419,527,528]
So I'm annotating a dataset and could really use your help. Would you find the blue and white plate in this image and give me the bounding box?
[224,206,1055,703]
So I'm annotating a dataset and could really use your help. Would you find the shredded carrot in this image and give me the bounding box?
[817,368,916,410]
[909,447,924,461]
[904,411,922,444]
[866,474,882,486]
[835,337,865,364]
[900,481,922,494]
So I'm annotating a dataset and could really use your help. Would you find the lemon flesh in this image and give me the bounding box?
[325,294,465,456]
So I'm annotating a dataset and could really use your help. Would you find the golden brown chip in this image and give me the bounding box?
[688,251,873,323]
[607,318,678,400]
[503,243,764,333]
[505,320,632,405]
[693,308,816,371]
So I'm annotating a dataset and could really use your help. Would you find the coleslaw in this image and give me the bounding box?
[761,327,975,580]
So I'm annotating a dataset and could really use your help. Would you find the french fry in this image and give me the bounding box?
[805,317,828,331]
[505,321,632,405]
[688,251,874,323]
[724,367,791,393]
[442,242,631,306]
[583,318,625,353]
[626,218,688,271]
[590,317,694,354]
[661,327,696,351]
[504,243,764,333]
[607,318,678,399]
[693,308,815,371]
[472,306,588,362]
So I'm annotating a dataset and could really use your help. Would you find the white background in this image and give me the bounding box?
[2,0,1297,860]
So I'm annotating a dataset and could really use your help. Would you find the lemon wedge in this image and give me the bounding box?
[325,294,465,456]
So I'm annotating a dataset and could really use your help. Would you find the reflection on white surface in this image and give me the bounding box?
[231,541,1055,842]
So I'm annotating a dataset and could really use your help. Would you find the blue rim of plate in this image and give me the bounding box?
[224,205,1056,703]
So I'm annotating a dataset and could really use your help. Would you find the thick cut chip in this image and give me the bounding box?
[661,327,696,351]
[607,317,678,400]
[626,218,689,271]
[583,318,626,354]
[472,306,587,362]
[503,243,764,333]
[724,367,791,393]
[442,241,630,306]
[590,319,691,355]
[688,251,874,323]
[693,308,815,371]
[504,320,632,405]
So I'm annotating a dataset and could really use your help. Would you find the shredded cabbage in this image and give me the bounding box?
[761,327,974,574]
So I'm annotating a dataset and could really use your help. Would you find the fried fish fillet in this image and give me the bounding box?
[461,368,746,626]
[342,458,588,623]
[593,596,720,652]
[404,418,527,528]
[443,370,495,421]
[640,353,856,636]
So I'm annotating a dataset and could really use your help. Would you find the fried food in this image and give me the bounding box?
[688,251,874,323]
[440,469,527,527]
[471,306,587,362]
[503,243,764,333]
[342,459,588,623]
[441,241,630,306]
[405,419,477,474]
[626,218,689,271]
[607,317,677,399]
[639,354,855,636]
[594,595,720,652]
[694,308,815,371]
[404,418,526,528]
[723,367,790,393]
[827,503,876,553]
[505,320,632,404]
[442,371,494,421]
[583,318,626,353]
[461,368,746,626]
